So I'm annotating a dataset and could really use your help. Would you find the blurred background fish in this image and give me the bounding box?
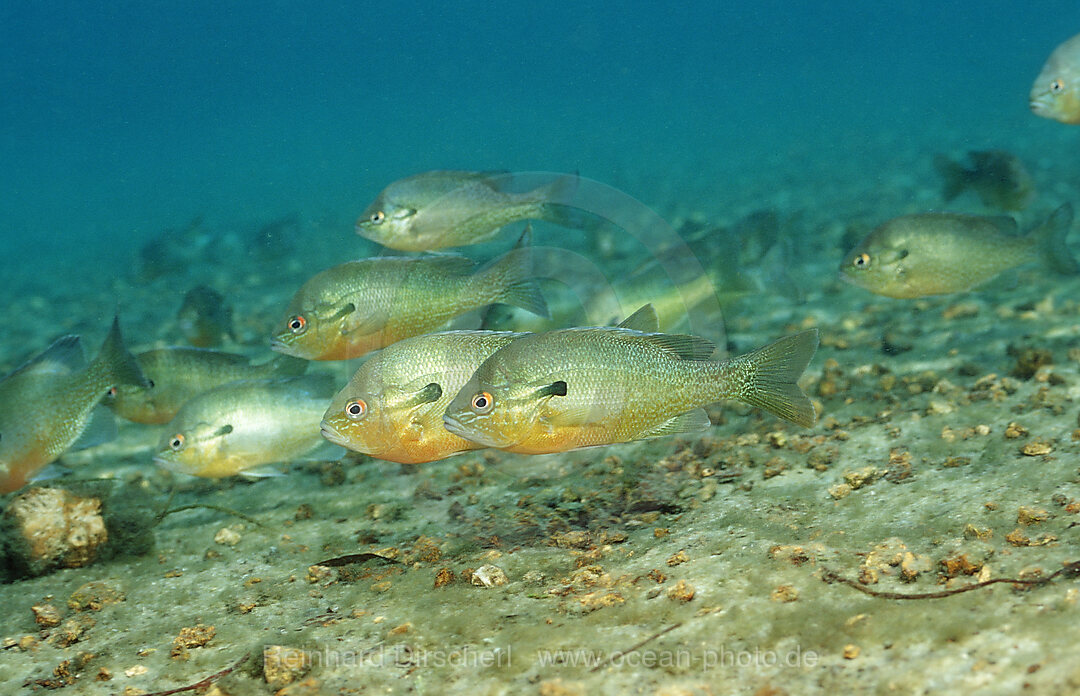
[106,348,307,424]
[839,203,1078,298]
[272,230,547,360]
[176,285,234,347]
[933,150,1035,211]
[1031,32,1080,124]
[321,330,526,464]
[154,376,338,478]
[355,170,581,251]
[0,318,148,492]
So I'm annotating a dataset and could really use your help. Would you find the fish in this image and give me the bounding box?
[272,229,547,360]
[839,203,1078,299]
[154,376,337,478]
[176,285,234,347]
[933,151,1035,211]
[1030,32,1080,124]
[355,170,578,251]
[0,318,148,493]
[321,330,526,464]
[105,348,308,424]
[443,306,818,455]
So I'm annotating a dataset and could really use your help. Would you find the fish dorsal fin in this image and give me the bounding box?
[637,409,712,440]
[424,253,475,275]
[986,215,1019,237]
[641,333,716,360]
[9,335,85,379]
[617,305,659,332]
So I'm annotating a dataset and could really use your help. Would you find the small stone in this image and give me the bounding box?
[305,565,332,584]
[387,622,411,637]
[829,483,852,500]
[214,527,241,546]
[770,584,799,602]
[900,552,931,582]
[471,564,508,587]
[96,667,112,681]
[49,615,95,647]
[68,580,125,611]
[666,550,689,567]
[294,504,313,520]
[1004,422,1028,439]
[31,603,62,628]
[1006,529,1031,547]
[124,665,149,678]
[1017,507,1049,525]
[263,645,312,687]
[963,524,992,541]
[171,624,215,658]
[843,644,860,659]
[942,456,970,468]
[433,567,455,588]
[666,580,696,602]
[940,554,981,578]
[1020,439,1053,456]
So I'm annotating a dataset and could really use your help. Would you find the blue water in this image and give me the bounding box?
[2,2,1079,278]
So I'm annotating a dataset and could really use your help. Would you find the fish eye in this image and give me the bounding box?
[470,391,494,414]
[106,386,118,399]
[169,434,185,451]
[288,315,307,334]
[1051,79,1065,93]
[853,253,871,269]
[370,211,386,225]
[345,398,368,421]
[147,380,156,389]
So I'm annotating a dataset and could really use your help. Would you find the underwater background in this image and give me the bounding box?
[4,2,1080,694]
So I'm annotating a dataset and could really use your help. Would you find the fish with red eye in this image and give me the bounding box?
[271,228,547,361]
[320,330,527,464]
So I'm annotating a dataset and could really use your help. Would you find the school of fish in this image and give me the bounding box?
[2,29,1080,491]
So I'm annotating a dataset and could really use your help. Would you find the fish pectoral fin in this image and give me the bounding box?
[637,409,712,440]
[617,304,659,332]
[641,333,716,360]
[29,462,76,484]
[70,406,119,451]
[238,464,290,479]
[342,307,385,337]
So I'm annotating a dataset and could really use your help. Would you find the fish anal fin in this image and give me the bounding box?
[638,409,712,440]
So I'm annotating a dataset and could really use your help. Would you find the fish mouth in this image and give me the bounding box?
[443,414,508,448]
[153,455,182,473]
[319,421,350,449]
[1029,96,1053,114]
[270,338,303,358]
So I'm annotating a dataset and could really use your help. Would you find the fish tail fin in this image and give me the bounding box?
[726,329,819,427]
[933,154,968,202]
[1030,203,1080,275]
[475,225,550,317]
[91,317,150,389]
